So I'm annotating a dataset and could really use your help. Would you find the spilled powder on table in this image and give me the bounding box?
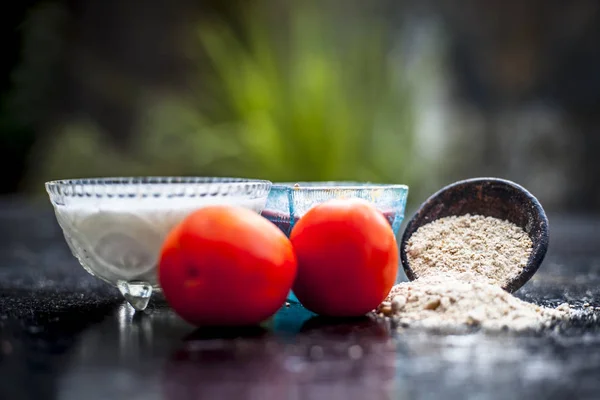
[379,274,570,331]
[378,214,571,331]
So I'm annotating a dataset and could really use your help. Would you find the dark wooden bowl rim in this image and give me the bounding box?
[399,177,549,293]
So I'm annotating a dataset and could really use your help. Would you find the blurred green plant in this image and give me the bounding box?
[29,0,425,196]
[191,0,418,184]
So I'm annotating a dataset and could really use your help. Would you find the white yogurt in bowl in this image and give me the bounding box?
[46,177,272,310]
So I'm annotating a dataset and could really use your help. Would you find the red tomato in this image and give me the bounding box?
[290,199,398,317]
[159,205,297,326]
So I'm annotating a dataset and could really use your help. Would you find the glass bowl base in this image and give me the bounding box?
[117,280,154,311]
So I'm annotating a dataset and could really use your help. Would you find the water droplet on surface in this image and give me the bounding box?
[117,280,153,311]
[348,344,363,360]
[2,341,13,355]
[309,345,324,360]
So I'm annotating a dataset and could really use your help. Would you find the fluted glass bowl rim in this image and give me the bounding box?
[264,181,409,235]
[45,176,272,205]
[271,181,409,191]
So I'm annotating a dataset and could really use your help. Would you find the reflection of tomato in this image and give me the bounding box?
[163,336,290,400]
[290,199,398,317]
[158,206,297,326]
[300,315,390,339]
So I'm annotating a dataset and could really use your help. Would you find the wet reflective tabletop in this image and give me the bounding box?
[1,199,599,400]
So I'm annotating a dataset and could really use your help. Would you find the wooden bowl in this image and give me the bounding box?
[400,177,549,293]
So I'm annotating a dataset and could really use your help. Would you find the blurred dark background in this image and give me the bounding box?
[1,0,599,213]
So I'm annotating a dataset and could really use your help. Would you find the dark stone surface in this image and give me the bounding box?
[400,178,549,293]
[0,198,599,400]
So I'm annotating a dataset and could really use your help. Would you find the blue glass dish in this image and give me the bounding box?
[261,182,409,303]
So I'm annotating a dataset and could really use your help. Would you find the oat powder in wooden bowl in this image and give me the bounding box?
[376,178,572,332]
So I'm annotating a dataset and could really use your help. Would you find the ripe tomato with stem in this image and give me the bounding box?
[290,198,398,317]
[159,205,297,326]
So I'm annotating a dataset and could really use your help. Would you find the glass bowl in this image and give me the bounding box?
[261,181,409,303]
[262,181,409,236]
[46,177,272,310]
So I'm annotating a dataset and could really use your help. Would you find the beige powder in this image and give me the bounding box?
[378,274,569,332]
[406,214,533,287]
[378,214,570,331]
